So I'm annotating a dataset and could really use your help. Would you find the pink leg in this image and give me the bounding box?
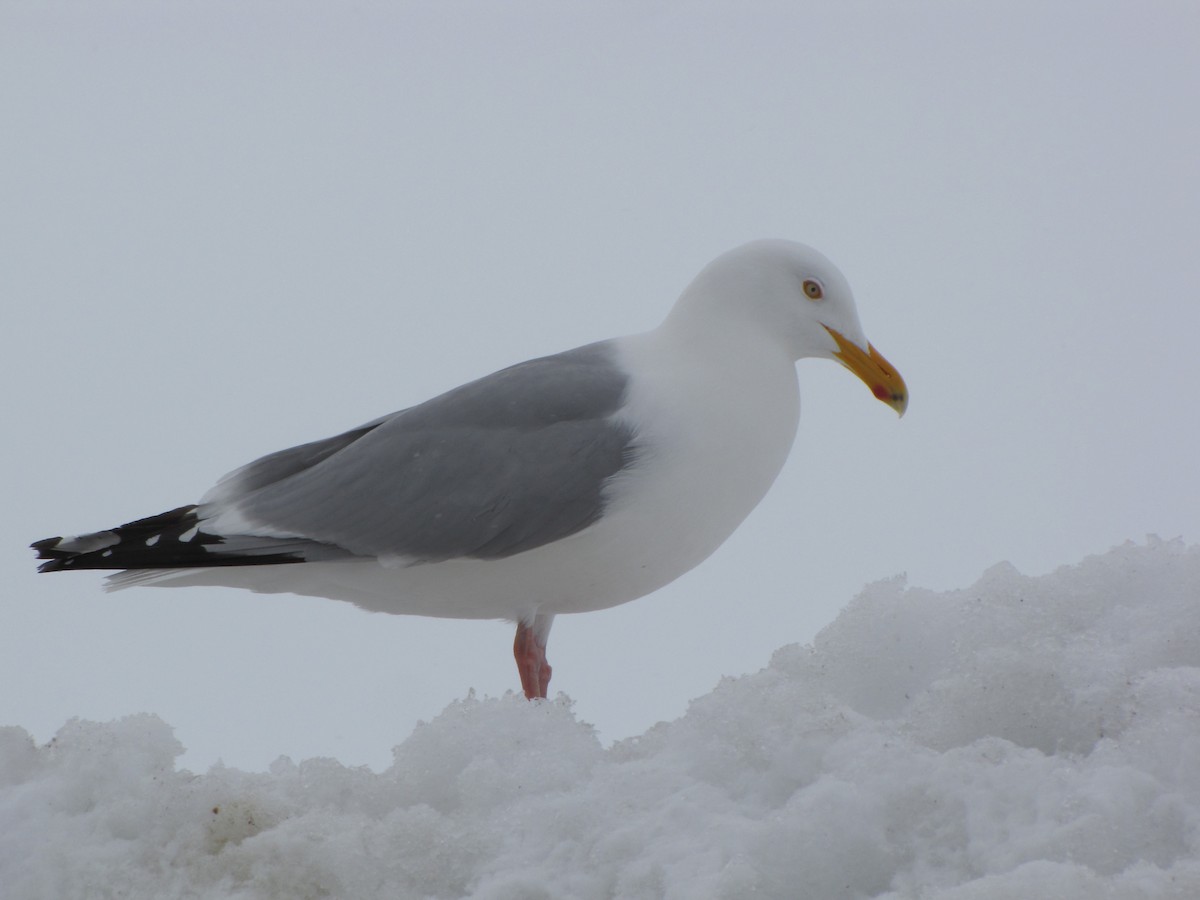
[513,614,554,699]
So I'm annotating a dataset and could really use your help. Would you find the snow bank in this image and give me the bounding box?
[3,539,1198,899]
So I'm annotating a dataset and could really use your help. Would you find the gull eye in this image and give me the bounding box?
[802,279,823,301]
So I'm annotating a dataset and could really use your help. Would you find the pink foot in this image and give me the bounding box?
[513,617,553,699]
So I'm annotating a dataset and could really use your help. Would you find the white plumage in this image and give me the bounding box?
[35,239,907,697]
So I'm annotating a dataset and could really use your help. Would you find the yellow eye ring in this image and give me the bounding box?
[802,279,823,301]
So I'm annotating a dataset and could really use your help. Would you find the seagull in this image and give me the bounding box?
[32,240,907,699]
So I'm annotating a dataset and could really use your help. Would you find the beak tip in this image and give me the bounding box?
[829,330,908,419]
[872,385,907,417]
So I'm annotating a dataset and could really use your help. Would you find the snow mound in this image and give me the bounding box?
[3,539,1199,899]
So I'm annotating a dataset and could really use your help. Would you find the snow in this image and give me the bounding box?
[3,538,1199,899]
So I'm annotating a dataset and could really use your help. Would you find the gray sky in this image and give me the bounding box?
[3,1,1197,771]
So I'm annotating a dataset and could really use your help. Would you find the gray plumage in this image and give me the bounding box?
[208,340,637,563]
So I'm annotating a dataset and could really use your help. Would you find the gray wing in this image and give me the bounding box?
[205,341,638,562]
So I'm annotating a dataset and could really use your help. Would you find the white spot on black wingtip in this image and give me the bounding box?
[64,531,122,554]
[36,503,308,572]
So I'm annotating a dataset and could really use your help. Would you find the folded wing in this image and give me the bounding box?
[34,341,639,572]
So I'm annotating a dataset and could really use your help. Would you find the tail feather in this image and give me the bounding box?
[33,505,309,573]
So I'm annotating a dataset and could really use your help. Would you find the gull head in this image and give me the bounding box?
[665,239,908,416]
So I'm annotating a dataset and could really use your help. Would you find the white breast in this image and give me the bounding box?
[114,326,802,623]
[545,326,801,611]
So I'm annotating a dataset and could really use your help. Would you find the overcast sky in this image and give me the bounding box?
[3,1,1197,772]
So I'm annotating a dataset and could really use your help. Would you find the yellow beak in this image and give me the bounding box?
[823,325,908,417]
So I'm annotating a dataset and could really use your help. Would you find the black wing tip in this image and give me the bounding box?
[32,505,308,573]
[31,505,201,573]
[32,535,66,556]
[32,535,74,572]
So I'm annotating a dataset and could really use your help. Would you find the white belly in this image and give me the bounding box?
[121,330,802,623]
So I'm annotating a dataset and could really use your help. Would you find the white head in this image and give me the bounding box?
[664,239,907,415]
